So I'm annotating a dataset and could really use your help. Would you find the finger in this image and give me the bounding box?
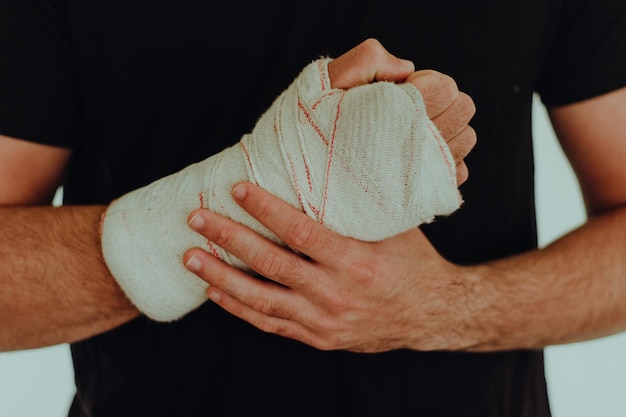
[230,182,354,265]
[328,38,415,89]
[204,285,323,348]
[184,247,327,348]
[445,125,477,164]
[431,92,476,141]
[406,70,459,119]
[456,161,469,185]
[184,245,303,319]
[186,208,318,292]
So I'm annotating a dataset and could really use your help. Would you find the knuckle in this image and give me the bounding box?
[405,70,436,93]
[257,318,280,335]
[457,163,470,185]
[465,125,478,146]
[462,126,478,153]
[407,68,437,82]
[363,39,388,70]
[437,99,477,142]
[441,72,458,91]
[258,320,297,341]
[347,259,376,287]
[251,294,280,316]
[287,218,316,248]
[438,74,459,106]
[449,126,477,161]
[308,312,355,350]
[361,38,384,55]
[458,92,477,122]
[212,225,233,248]
[409,71,459,117]
[257,251,284,277]
[315,340,334,351]
[458,126,476,155]
[313,334,340,351]
[255,199,278,223]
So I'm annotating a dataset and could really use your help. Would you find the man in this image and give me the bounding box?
[1,1,625,417]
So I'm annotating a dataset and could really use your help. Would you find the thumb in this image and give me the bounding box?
[328,39,415,89]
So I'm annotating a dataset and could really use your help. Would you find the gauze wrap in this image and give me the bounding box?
[101,58,462,321]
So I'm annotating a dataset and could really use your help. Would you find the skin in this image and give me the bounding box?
[183,43,626,352]
[0,136,138,351]
[0,39,473,351]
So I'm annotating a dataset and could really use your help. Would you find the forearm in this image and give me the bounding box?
[465,206,626,351]
[0,205,138,352]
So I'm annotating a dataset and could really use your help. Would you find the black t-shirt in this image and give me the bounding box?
[1,1,626,416]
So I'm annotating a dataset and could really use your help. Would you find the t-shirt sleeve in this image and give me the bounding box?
[0,0,81,148]
[537,0,626,107]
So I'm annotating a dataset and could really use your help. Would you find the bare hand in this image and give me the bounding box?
[184,184,477,352]
[182,39,479,352]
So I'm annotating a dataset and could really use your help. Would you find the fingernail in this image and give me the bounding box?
[189,212,205,229]
[185,255,202,272]
[232,184,247,200]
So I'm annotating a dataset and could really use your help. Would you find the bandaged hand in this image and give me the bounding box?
[101,51,463,322]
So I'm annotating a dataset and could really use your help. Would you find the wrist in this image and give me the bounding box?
[402,260,493,352]
[445,263,504,352]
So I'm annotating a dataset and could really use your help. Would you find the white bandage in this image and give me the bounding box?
[101,58,462,321]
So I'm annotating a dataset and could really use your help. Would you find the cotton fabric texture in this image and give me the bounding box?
[101,58,461,321]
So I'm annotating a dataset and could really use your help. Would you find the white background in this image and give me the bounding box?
[0,98,625,416]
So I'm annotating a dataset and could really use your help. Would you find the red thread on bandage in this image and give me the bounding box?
[427,122,461,204]
[298,101,328,145]
[240,142,259,186]
[285,149,306,213]
[311,91,339,110]
[403,87,459,201]
[211,190,227,215]
[427,123,455,180]
[198,192,205,209]
[307,201,320,218]
[319,92,346,224]
[303,154,313,193]
[206,241,222,260]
